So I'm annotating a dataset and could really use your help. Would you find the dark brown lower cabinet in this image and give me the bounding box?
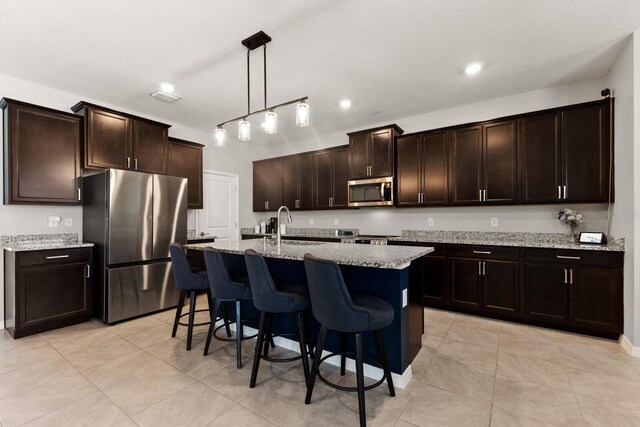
[449,258,482,309]
[524,263,568,322]
[4,248,92,338]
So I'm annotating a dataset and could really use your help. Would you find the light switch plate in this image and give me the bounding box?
[309,218,314,225]
[402,289,408,308]
[427,217,434,226]
[491,217,498,227]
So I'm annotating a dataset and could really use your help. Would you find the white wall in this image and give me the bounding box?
[249,77,612,237]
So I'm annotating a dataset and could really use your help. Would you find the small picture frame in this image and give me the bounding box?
[578,232,607,245]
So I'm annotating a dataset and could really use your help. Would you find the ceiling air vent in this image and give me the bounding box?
[149,90,181,103]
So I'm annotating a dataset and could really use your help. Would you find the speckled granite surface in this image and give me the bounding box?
[391,230,625,252]
[241,227,359,238]
[185,239,432,269]
[187,230,217,241]
[2,233,94,252]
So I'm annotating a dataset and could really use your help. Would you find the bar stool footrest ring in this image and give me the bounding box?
[260,332,305,363]
[177,309,211,327]
[213,320,258,342]
[316,351,386,392]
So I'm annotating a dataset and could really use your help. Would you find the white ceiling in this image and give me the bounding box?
[0,0,638,145]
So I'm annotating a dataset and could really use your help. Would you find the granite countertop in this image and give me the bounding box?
[241,227,358,239]
[187,230,217,241]
[1,233,94,252]
[391,231,625,252]
[185,239,433,269]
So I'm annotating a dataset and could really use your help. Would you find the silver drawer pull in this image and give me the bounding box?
[45,255,70,259]
[556,255,581,260]
[473,250,491,254]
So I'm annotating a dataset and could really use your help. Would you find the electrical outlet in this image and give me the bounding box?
[64,218,72,227]
[402,289,408,308]
[491,217,499,227]
[334,218,339,226]
[309,218,314,225]
[427,217,434,226]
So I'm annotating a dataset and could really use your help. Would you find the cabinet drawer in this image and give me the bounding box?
[448,245,519,260]
[17,248,91,267]
[524,248,622,268]
[390,241,445,257]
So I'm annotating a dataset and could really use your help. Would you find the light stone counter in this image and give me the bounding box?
[1,233,94,252]
[185,239,432,269]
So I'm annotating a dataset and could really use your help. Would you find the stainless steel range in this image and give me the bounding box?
[340,235,395,245]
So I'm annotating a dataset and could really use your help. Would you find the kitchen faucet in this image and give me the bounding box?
[277,205,292,245]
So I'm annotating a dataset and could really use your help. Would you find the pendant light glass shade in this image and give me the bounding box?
[214,127,226,147]
[264,110,277,134]
[296,101,309,127]
[238,119,251,141]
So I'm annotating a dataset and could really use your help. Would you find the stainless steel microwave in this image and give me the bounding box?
[348,177,394,207]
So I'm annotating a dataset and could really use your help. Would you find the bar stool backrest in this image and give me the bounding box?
[169,243,200,290]
[244,249,296,313]
[203,248,244,300]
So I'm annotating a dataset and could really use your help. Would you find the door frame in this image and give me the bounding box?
[196,169,240,241]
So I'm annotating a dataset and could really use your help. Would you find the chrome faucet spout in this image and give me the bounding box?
[276,205,292,245]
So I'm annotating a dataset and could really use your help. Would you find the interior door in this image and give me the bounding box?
[197,171,239,243]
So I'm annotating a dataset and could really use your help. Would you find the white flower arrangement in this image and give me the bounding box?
[558,208,583,228]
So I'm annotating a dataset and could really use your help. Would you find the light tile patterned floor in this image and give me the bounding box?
[1,296,640,426]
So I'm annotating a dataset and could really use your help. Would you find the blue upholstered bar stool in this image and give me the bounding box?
[202,248,253,368]
[244,249,312,388]
[303,254,395,427]
[169,243,230,351]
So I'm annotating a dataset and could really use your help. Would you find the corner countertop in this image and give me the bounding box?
[185,239,433,270]
[1,233,94,252]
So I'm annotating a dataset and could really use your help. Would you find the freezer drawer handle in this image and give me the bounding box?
[473,250,491,254]
[556,255,581,260]
[45,255,70,259]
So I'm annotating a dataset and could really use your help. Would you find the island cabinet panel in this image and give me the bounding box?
[520,99,612,204]
[348,124,403,179]
[313,146,349,209]
[71,102,171,173]
[396,131,448,207]
[1,98,82,205]
[253,158,282,212]
[5,248,92,338]
[449,120,518,205]
[282,152,314,210]
[390,241,447,307]
[167,137,203,209]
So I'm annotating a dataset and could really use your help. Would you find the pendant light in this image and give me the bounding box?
[215,31,309,145]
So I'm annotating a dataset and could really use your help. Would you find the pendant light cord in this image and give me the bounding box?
[247,48,251,116]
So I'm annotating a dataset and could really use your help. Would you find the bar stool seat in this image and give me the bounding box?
[303,254,395,427]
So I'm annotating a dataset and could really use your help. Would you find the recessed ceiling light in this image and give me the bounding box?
[465,62,483,75]
[160,82,175,93]
[340,99,352,108]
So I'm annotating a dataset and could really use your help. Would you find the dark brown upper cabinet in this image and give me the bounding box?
[167,137,204,209]
[1,98,82,205]
[282,152,314,210]
[348,124,403,179]
[71,102,170,173]
[520,99,612,203]
[253,158,282,212]
[396,131,448,206]
[449,119,517,205]
[313,146,349,209]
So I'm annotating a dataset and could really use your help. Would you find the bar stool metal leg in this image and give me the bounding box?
[374,329,395,396]
[340,332,348,376]
[250,312,267,388]
[355,333,366,427]
[203,299,221,356]
[221,304,232,337]
[171,290,187,337]
[295,312,311,388]
[305,326,327,404]
[186,290,197,351]
[236,300,243,369]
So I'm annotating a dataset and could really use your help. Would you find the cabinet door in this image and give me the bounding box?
[396,135,421,206]
[449,126,482,204]
[563,101,611,202]
[266,158,283,210]
[449,258,482,309]
[253,160,270,211]
[168,139,203,209]
[370,128,393,177]
[524,263,568,323]
[422,131,448,205]
[348,132,369,179]
[86,108,132,169]
[484,120,517,203]
[298,153,314,210]
[483,260,519,314]
[17,262,90,329]
[569,267,620,332]
[520,112,562,203]
[133,120,169,174]
[282,155,299,209]
[313,151,333,209]
[6,102,81,204]
[332,148,349,208]
[424,257,447,307]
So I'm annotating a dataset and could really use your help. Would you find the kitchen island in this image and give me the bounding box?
[185,239,432,386]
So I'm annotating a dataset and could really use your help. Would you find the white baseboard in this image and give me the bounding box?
[0,320,4,329]
[620,335,640,358]
[225,322,412,389]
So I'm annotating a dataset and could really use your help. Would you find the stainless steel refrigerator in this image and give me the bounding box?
[83,169,187,324]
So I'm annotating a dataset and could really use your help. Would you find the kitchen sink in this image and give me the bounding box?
[267,239,325,246]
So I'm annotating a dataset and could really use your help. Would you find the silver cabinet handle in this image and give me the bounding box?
[134,158,138,171]
[478,261,482,275]
[482,261,486,275]
[569,268,573,285]
[266,201,269,210]
[473,250,491,254]
[77,188,81,201]
[479,189,482,202]
[418,193,421,203]
[563,185,567,199]
[46,255,69,259]
[564,268,568,284]
[85,264,91,278]
[421,193,424,204]
[556,255,581,260]
[558,186,562,199]
[127,157,131,169]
